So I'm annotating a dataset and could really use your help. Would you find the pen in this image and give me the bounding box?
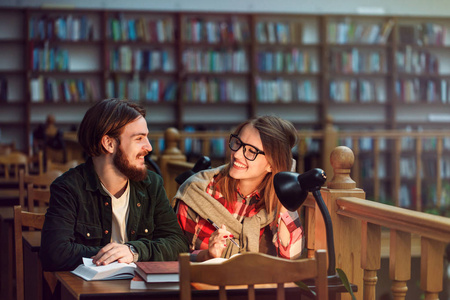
[207,218,240,248]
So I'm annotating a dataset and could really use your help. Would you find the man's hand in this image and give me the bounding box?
[91,242,133,266]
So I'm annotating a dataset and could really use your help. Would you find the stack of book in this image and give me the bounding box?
[130,261,180,290]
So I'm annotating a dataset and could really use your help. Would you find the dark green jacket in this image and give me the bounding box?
[39,158,189,271]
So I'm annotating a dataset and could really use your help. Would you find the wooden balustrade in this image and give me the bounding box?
[150,125,450,215]
[319,146,450,300]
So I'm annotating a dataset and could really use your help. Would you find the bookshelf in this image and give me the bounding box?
[1,8,450,164]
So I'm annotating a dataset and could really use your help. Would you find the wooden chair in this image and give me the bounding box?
[13,205,46,300]
[27,185,51,212]
[18,169,62,209]
[0,151,29,181]
[47,159,79,173]
[179,250,328,300]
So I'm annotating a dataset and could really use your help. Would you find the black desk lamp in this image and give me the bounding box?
[274,168,341,285]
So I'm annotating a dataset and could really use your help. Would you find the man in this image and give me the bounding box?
[40,99,189,271]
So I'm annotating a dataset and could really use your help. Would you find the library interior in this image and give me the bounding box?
[0,0,450,300]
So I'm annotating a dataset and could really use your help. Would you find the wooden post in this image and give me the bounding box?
[421,238,446,300]
[158,128,186,197]
[319,146,366,300]
[389,230,411,300]
[322,116,338,184]
[361,222,381,300]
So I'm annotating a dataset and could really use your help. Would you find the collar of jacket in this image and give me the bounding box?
[81,157,152,200]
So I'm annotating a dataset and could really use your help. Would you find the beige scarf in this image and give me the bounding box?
[174,166,275,258]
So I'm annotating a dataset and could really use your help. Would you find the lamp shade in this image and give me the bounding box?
[273,168,326,211]
[273,171,308,211]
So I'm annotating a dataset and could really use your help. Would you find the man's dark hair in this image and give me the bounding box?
[78,99,146,157]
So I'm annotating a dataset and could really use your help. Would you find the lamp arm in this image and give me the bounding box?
[312,189,336,276]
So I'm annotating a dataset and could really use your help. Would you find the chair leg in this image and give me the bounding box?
[43,271,58,294]
[248,284,255,300]
[219,286,227,300]
[276,283,285,300]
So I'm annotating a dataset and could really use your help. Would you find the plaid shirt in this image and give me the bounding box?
[176,174,304,259]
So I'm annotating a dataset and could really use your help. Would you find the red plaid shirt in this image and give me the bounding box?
[176,175,304,259]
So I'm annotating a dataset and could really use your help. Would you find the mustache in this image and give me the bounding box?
[138,151,149,157]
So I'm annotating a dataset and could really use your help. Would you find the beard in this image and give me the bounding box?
[113,146,148,181]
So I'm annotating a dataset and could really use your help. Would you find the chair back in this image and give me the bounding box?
[13,205,45,300]
[179,250,328,300]
[0,152,29,181]
[47,159,79,172]
[27,185,51,212]
[19,169,62,209]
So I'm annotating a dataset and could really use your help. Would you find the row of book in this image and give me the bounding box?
[108,46,174,72]
[360,156,387,179]
[327,19,394,44]
[183,127,228,157]
[29,15,94,41]
[182,78,247,103]
[182,49,248,73]
[256,49,318,73]
[107,15,174,43]
[395,46,439,74]
[339,136,388,151]
[395,78,450,103]
[398,23,446,46]
[30,76,100,103]
[255,77,317,103]
[105,76,176,102]
[398,156,450,179]
[255,21,302,44]
[183,17,250,43]
[32,45,69,71]
[329,79,386,103]
[329,48,386,73]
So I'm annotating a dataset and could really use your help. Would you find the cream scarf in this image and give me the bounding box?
[174,165,275,258]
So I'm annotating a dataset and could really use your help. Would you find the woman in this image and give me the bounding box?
[174,115,304,262]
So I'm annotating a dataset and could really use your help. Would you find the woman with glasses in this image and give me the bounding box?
[174,115,304,262]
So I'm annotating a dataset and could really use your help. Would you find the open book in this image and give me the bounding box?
[71,257,137,281]
[197,253,241,264]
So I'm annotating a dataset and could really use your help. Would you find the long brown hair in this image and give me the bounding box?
[216,115,297,214]
[78,99,146,157]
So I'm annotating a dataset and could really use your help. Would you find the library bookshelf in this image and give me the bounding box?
[2,7,450,210]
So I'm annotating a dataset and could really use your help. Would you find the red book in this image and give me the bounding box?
[135,261,179,283]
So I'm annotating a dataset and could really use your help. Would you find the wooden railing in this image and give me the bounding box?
[314,146,450,300]
[152,121,450,215]
[157,131,450,299]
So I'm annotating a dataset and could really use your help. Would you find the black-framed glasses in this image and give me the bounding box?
[229,134,265,161]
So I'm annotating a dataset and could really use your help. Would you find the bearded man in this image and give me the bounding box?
[40,99,189,271]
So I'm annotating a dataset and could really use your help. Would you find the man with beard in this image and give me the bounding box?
[40,99,189,271]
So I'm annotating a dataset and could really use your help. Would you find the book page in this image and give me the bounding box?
[71,257,136,281]
[198,253,241,264]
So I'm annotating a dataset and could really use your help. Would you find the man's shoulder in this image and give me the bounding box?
[51,162,89,187]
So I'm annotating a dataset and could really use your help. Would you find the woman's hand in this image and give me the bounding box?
[208,224,231,259]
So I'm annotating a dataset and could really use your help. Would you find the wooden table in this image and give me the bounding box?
[56,271,356,300]
[56,271,317,300]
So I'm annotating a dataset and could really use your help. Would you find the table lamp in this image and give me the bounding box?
[274,168,342,285]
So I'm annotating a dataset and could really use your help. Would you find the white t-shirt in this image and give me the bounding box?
[101,180,130,243]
